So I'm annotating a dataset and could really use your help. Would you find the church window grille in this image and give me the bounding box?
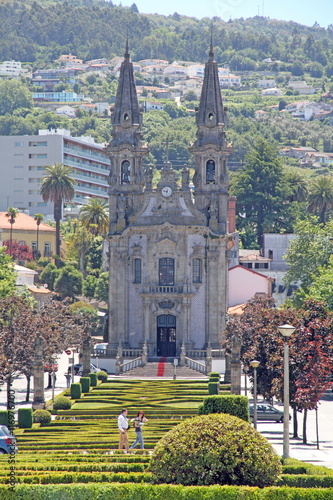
[193,258,202,283]
[121,160,131,184]
[133,258,142,284]
[159,258,174,286]
[206,160,215,184]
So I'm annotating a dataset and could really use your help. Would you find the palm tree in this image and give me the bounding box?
[286,172,308,203]
[40,164,76,264]
[308,176,333,224]
[5,207,19,256]
[79,197,109,236]
[34,213,44,260]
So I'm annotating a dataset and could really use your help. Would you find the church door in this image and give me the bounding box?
[157,315,176,357]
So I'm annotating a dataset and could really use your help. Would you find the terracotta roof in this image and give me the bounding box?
[0,212,55,232]
[228,303,247,315]
[229,264,273,280]
[239,254,271,262]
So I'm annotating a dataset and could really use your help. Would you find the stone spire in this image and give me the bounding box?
[110,40,142,146]
[194,41,226,147]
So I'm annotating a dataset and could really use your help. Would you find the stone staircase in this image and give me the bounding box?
[117,360,208,379]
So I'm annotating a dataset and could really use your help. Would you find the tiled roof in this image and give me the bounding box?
[0,212,55,232]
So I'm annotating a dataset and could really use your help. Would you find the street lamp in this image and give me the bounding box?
[278,323,295,459]
[250,360,260,429]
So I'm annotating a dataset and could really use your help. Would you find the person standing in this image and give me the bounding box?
[118,408,129,452]
[129,411,148,450]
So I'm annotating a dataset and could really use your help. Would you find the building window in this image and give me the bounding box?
[14,142,24,147]
[133,258,142,284]
[206,159,215,184]
[44,243,51,257]
[121,160,130,184]
[159,258,174,286]
[192,258,202,283]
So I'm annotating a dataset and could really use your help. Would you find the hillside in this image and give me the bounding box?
[0,0,333,71]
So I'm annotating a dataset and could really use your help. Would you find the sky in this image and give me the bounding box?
[118,0,332,29]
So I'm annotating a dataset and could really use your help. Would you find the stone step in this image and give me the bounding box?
[117,361,208,379]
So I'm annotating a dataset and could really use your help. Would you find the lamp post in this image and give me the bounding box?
[250,360,260,429]
[278,324,295,459]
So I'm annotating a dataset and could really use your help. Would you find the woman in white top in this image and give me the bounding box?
[129,411,148,450]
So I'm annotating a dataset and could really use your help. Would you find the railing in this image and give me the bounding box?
[119,356,143,373]
[142,284,192,294]
[211,349,225,358]
[122,349,143,358]
[186,349,207,359]
[184,356,206,374]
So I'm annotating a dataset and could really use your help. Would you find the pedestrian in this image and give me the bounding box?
[129,411,148,450]
[118,408,129,452]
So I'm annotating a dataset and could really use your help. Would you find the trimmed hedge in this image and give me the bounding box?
[0,410,14,427]
[278,475,333,487]
[208,382,219,395]
[18,408,33,429]
[71,383,82,399]
[89,373,98,387]
[2,484,333,500]
[198,395,249,422]
[53,396,72,411]
[80,377,91,393]
[97,370,108,382]
[33,410,52,424]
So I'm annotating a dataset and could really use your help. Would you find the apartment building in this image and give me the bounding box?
[0,129,109,219]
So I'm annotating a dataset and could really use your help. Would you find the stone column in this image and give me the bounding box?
[32,335,45,410]
[230,333,241,395]
[82,337,91,376]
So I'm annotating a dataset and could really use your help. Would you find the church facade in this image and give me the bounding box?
[105,43,236,357]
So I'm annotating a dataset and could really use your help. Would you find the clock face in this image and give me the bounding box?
[162,186,172,197]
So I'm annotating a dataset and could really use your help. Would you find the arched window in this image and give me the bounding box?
[159,258,174,286]
[206,160,215,184]
[121,160,130,184]
[133,258,142,284]
[192,258,202,283]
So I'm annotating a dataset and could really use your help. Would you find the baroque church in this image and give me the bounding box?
[105,42,236,358]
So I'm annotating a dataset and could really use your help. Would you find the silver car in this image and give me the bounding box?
[249,403,291,423]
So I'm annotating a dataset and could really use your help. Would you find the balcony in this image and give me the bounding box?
[141,284,193,294]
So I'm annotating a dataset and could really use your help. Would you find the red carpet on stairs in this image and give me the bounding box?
[157,357,167,376]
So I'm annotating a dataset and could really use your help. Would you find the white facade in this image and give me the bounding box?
[0,60,25,77]
[228,265,272,307]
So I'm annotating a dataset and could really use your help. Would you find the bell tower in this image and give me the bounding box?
[105,40,148,234]
[189,40,232,234]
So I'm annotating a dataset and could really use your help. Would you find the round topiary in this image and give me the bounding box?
[150,413,282,487]
[53,396,72,411]
[33,410,52,424]
[97,370,108,382]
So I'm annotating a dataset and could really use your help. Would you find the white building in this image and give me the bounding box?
[0,60,27,77]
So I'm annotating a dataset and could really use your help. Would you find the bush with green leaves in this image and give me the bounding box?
[71,383,82,399]
[33,409,52,424]
[150,413,281,487]
[18,408,33,428]
[97,370,108,382]
[0,410,13,426]
[53,396,72,411]
[198,395,249,422]
[89,373,98,387]
[80,377,91,393]
[208,382,218,394]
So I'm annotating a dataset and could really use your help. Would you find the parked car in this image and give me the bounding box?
[93,343,108,351]
[0,425,17,455]
[249,403,291,423]
[68,363,107,375]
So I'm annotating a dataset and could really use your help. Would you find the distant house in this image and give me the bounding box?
[32,91,84,103]
[300,151,333,167]
[14,264,53,307]
[0,60,27,78]
[219,74,241,88]
[228,265,273,307]
[288,81,317,95]
[279,146,317,159]
[56,105,76,118]
[258,79,277,88]
[262,87,282,96]
[142,101,164,111]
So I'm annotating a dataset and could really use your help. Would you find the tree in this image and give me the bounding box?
[39,263,60,291]
[39,163,76,264]
[34,213,44,259]
[54,265,83,299]
[0,80,33,115]
[232,139,288,244]
[308,176,333,224]
[0,247,16,299]
[3,240,33,264]
[285,171,308,202]
[79,197,109,236]
[64,224,95,275]
[5,207,19,257]
[94,271,109,303]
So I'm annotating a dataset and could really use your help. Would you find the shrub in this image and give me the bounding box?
[80,377,91,393]
[70,383,82,400]
[198,395,249,422]
[33,410,52,424]
[18,408,33,428]
[150,413,282,487]
[89,373,98,387]
[97,370,108,382]
[209,372,220,378]
[53,396,72,411]
[208,382,218,394]
[0,410,14,426]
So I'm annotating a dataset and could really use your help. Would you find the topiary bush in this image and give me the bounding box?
[150,413,282,487]
[198,395,249,422]
[18,408,33,428]
[70,383,82,399]
[53,396,72,411]
[0,410,14,426]
[33,410,52,424]
[80,377,91,393]
[97,370,108,382]
[89,373,98,387]
[208,382,218,394]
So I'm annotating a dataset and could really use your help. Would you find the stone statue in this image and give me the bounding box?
[181,167,190,189]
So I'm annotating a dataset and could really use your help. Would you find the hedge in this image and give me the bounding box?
[97,370,108,382]
[33,410,52,424]
[208,382,218,395]
[80,377,91,393]
[0,410,14,427]
[89,373,98,387]
[198,395,249,422]
[18,408,33,429]
[1,484,333,500]
[278,475,333,488]
[71,383,82,399]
